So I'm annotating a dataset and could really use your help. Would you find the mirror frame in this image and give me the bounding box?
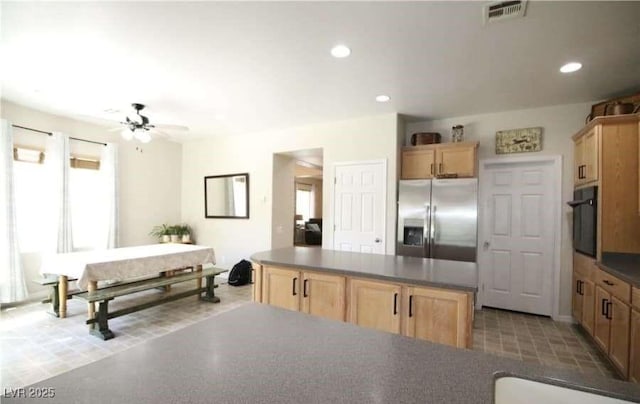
[204,173,250,219]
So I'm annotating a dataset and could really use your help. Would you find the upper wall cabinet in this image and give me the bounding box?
[401,142,478,180]
[574,126,600,186]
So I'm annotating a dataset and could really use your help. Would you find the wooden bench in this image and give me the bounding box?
[74,267,227,340]
[34,276,79,317]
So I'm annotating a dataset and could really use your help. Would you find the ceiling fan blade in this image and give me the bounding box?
[153,124,189,132]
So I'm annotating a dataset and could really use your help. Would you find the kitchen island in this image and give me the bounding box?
[251,247,477,348]
[6,304,639,403]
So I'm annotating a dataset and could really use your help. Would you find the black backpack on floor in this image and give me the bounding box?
[228,259,252,286]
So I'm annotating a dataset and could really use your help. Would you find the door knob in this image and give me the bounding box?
[375,238,382,243]
[483,241,490,250]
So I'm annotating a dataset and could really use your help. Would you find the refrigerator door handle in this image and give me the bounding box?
[424,205,431,257]
[431,205,437,255]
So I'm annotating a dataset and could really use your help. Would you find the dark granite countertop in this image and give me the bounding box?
[598,252,640,288]
[5,304,640,403]
[251,247,477,292]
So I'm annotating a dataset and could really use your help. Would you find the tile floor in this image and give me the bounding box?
[1,285,618,390]
[473,307,618,378]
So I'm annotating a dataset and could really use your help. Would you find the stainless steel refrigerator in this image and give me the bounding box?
[396,179,477,262]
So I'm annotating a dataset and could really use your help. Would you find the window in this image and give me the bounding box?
[14,160,55,252]
[295,183,313,222]
[69,166,109,251]
[13,146,106,252]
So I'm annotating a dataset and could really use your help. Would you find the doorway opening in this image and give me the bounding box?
[270,149,323,250]
[294,155,323,247]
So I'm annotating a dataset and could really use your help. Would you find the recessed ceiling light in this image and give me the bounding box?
[560,62,582,73]
[330,45,351,58]
[375,95,390,103]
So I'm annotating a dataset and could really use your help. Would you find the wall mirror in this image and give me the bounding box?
[204,173,249,219]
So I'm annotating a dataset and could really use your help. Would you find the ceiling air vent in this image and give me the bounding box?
[483,0,528,24]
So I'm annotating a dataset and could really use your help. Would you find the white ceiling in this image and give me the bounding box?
[2,1,639,141]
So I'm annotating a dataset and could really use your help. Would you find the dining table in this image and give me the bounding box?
[39,243,216,319]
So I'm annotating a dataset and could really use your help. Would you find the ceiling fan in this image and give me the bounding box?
[110,103,188,143]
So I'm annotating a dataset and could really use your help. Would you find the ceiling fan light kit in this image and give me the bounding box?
[115,103,188,143]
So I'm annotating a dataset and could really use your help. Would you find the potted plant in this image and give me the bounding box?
[177,224,192,243]
[168,226,180,243]
[150,224,171,243]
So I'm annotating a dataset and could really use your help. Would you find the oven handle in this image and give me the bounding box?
[566,198,595,208]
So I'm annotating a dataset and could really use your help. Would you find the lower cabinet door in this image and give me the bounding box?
[572,273,583,322]
[609,296,630,378]
[593,286,611,352]
[301,271,346,322]
[630,309,640,383]
[404,286,469,348]
[262,267,300,311]
[348,279,401,334]
[582,279,596,335]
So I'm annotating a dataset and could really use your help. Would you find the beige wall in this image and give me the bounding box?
[406,102,593,318]
[2,100,183,297]
[181,113,399,269]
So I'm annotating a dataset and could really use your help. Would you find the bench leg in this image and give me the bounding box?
[58,276,68,318]
[90,300,115,340]
[51,283,60,317]
[201,275,220,303]
[195,264,203,301]
[88,281,97,330]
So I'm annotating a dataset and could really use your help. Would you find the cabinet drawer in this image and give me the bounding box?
[595,269,631,304]
[633,287,640,311]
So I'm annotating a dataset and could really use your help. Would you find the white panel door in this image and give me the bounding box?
[333,161,386,254]
[480,160,556,316]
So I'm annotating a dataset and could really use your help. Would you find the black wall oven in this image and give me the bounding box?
[568,186,597,257]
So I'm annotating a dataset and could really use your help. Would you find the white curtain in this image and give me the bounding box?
[0,120,29,303]
[46,132,73,253]
[101,143,119,249]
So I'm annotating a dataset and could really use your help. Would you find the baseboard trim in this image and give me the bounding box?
[553,314,575,323]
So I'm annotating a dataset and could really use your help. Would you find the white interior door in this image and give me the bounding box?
[479,158,558,316]
[333,161,386,254]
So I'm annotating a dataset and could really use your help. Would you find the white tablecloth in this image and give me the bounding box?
[40,244,216,290]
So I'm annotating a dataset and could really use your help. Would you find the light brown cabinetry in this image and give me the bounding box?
[572,252,596,334]
[301,271,346,321]
[261,266,346,321]
[609,295,631,376]
[404,285,470,348]
[348,278,401,334]
[401,149,435,179]
[574,126,599,185]
[592,268,632,378]
[254,264,473,349]
[630,308,640,383]
[401,142,478,179]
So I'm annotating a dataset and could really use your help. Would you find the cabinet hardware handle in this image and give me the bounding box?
[430,163,434,175]
[393,293,398,315]
[409,295,413,317]
[576,280,582,296]
[601,298,608,317]
[578,165,582,179]
[603,280,614,286]
[303,279,308,297]
[292,277,298,296]
[580,280,584,295]
[606,301,612,320]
